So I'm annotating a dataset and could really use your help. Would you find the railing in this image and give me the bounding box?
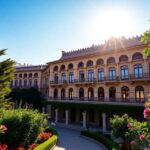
[48,96,145,104]
[50,73,150,85]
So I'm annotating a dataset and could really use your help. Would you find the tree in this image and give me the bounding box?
[0,49,15,107]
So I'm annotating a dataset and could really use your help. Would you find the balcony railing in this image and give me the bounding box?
[50,73,150,85]
[48,96,145,104]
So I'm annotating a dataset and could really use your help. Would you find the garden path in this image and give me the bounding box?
[53,126,105,150]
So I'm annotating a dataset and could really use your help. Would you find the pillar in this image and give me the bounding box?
[65,110,69,125]
[82,111,86,128]
[102,113,106,132]
[55,109,58,123]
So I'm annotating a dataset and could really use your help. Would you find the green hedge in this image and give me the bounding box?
[35,127,58,150]
[80,130,120,150]
[35,135,58,150]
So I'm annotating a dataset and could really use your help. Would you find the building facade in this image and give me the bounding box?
[12,36,149,132]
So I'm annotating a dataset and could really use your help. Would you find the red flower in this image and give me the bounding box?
[39,132,52,140]
[0,144,8,150]
[0,125,7,132]
[143,107,150,119]
[16,147,25,150]
[28,144,38,149]
[127,122,132,128]
[139,134,145,141]
[130,140,135,145]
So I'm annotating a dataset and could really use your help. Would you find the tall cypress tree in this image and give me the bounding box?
[0,49,15,106]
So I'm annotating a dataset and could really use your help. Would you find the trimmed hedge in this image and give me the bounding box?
[35,135,58,150]
[35,127,58,150]
[80,130,120,150]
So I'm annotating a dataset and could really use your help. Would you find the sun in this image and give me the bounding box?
[89,8,134,39]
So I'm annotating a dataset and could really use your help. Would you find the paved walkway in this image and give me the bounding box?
[53,126,105,150]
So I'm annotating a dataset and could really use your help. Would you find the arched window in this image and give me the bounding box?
[98,68,104,81]
[109,87,116,101]
[29,79,32,87]
[19,80,22,87]
[107,57,115,64]
[78,62,84,68]
[121,66,129,80]
[60,65,65,71]
[69,88,73,100]
[79,88,84,100]
[53,66,58,72]
[119,55,128,62]
[19,74,22,78]
[134,64,143,78]
[98,87,104,101]
[88,70,94,81]
[34,73,38,78]
[96,59,104,65]
[135,86,144,102]
[68,63,73,70]
[88,87,94,101]
[86,60,93,67]
[29,73,32,78]
[24,79,27,87]
[61,88,65,100]
[132,52,143,60]
[109,67,116,80]
[121,86,129,101]
[34,79,38,87]
[24,73,27,78]
[54,88,58,100]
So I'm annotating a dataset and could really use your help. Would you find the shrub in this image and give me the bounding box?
[0,108,47,148]
[80,130,120,150]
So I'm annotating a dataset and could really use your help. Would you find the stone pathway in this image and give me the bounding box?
[53,126,106,150]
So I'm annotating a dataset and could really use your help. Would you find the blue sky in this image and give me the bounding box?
[0,0,150,65]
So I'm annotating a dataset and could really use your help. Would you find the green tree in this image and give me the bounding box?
[0,49,15,107]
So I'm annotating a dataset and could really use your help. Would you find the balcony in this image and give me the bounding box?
[48,97,145,106]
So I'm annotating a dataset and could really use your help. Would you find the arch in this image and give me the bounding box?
[78,62,84,68]
[107,57,115,64]
[69,88,73,100]
[79,88,84,100]
[34,79,38,87]
[109,87,116,101]
[87,60,94,67]
[53,66,58,72]
[61,88,66,100]
[88,87,94,101]
[132,52,143,60]
[24,73,27,78]
[54,88,58,100]
[98,87,104,101]
[19,80,22,87]
[29,73,32,78]
[96,59,104,65]
[68,63,73,70]
[119,55,128,62]
[29,79,32,87]
[60,65,65,71]
[24,79,27,87]
[34,73,38,78]
[135,86,144,102]
[19,74,22,78]
[121,86,129,101]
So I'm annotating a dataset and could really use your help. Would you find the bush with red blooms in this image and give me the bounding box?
[39,132,53,140]
[28,144,38,150]
[0,144,8,150]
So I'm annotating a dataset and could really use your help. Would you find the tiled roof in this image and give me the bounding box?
[60,36,145,60]
[15,65,47,71]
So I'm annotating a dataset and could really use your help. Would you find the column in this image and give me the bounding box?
[55,109,58,123]
[102,113,106,132]
[82,111,86,128]
[65,110,69,125]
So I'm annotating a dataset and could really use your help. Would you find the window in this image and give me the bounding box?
[53,66,58,72]
[78,62,84,68]
[29,79,32,87]
[88,87,94,100]
[19,74,22,78]
[109,67,116,80]
[132,53,143,60]
[79,71,84,82]
[34,73,38,78]
[34,79,38,87]
[61,88,65,100]
[29,73,32,78]
[69,72,74,83]
[98,68,104,81]
[121,86,129,101]
[79,88,84,100]
[61,73,66,82]
[107,57,115,64]
[121,66,128,80]
[68,63,73,70]
[54,74,58,83]
[24,79,27,87]
[15,80,18,87]
[69,88,73,100]
[87,60,93,67]
[134,64,143,78]
[60,65,65,71]
[135,86,144,102]
[24,73,27,78]
[98,87,104,101]
[96,59,104,65]
[119,55,128,62]
[88,70,94,81]
[109,87,116,101]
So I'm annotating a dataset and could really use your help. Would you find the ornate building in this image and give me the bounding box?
[12,36,149,132]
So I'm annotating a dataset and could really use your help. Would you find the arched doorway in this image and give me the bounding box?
[61,88,66,100]
[69,88,73,100]
[109,87,116,101]
[135,86,144,102]
[121,86,129,101]
[54,88,58,100]
[79,88,84,100]
[88,87,94,101]
[98,87,104,101]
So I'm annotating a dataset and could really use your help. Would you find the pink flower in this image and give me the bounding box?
[143,107,150,119]
[0,125,7,132]
[127,122,132,128]
[139,134,145,141]
[130,140,135,145]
